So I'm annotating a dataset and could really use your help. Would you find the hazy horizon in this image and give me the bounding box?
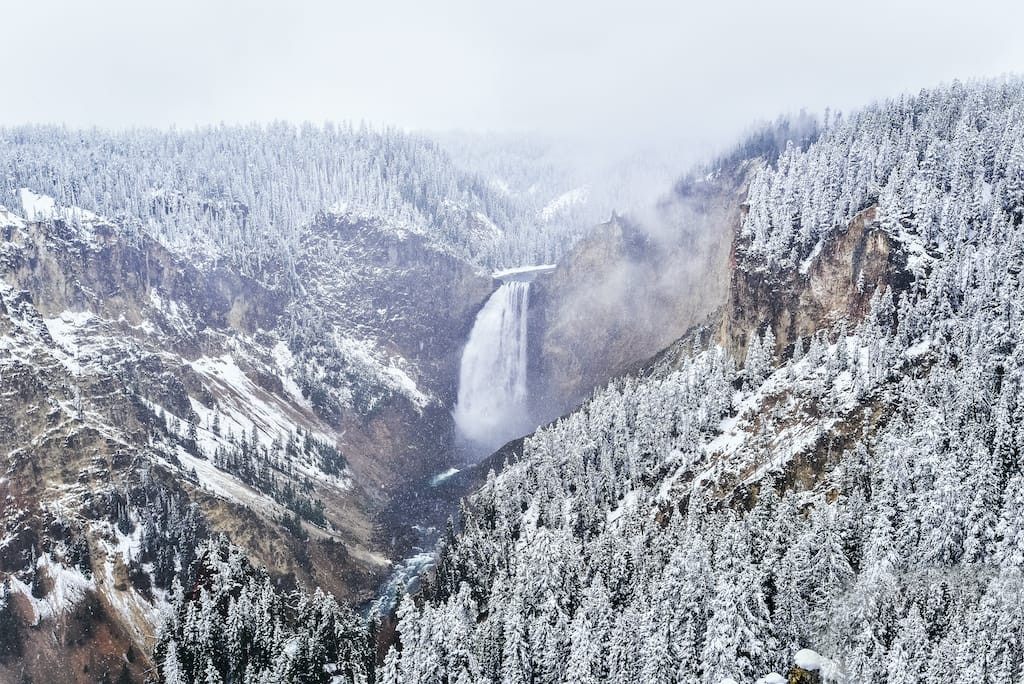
[5,0,1024,157]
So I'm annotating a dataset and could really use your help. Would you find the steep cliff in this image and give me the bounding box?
[0,201,492,682]
[528,164,749,418]
[719,204,914,362]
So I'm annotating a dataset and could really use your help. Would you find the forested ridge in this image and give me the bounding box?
[379,79,1024,683]
[0,123,584,277]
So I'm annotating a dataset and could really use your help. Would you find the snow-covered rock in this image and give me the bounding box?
[795,648,822,671]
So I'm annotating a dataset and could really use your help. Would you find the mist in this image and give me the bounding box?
[5,0,1024,157]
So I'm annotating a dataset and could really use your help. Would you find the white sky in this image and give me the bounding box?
[4,0,1024,152]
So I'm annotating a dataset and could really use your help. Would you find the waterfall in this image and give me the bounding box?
[453,279,532,454]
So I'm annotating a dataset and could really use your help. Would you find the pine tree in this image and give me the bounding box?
[0,581,21,659]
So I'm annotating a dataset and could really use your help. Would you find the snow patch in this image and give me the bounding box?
[539,186,589,221]
[99,554,165,643]
[188,353,322,448]
[661,336,872,502]
[606,490,638,525]
[334,336,429,409]
[0,205,27,230]
[174,445,284,517]
[43,310,98,373]
[896,228,937,277]
[19,189,114,248]
[798,239,823,275]
[44,309,95,341]
[655,449,697,503]
[755,674,787,684]
[109,523,144,564]
[795,648,822,671]
[9,556,95,625]
[491,264,556,281]
[19,188,58,221]
[327,201,422,241]
[473,211,503,237]
[905,338,933,359]
[147,289,190,330]
[148,288,164,311]
[273,341,313,411]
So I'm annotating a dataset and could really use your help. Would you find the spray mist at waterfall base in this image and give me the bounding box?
[374,269,552,616]
[452,277,538,460]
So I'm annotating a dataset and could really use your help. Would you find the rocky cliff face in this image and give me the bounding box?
[528,165,749,418]
[0,203,491,682]
[285,213,494,487]
[526,169,918,526]
[718,204,914,362]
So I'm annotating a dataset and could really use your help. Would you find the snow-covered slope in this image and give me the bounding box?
[0,178,494,680]
[384,78,1024,684]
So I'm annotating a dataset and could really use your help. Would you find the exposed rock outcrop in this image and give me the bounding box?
[529,165,750,418]
[0,208,492,683]
[719,205,913,361]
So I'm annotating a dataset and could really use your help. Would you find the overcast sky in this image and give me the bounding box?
[4,0,1024,153]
